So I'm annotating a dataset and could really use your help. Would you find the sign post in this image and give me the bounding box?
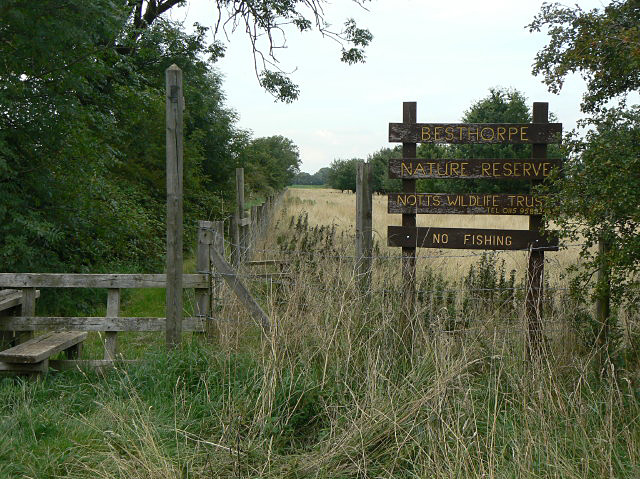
[387,103,562,355]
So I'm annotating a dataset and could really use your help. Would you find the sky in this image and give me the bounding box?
[170,0,609,174]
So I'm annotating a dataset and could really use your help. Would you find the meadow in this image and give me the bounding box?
[1,187,639,479]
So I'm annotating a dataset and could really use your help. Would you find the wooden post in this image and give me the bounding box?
[18,287,36,344]
[196,221,214,320]
[165,64,184,349]
[526,102,547,358]
[251,204,258,256]
[104,289,119,360]
[402,102,417,345]
[356,161,373,295]
[209,221,225,338]
[235,168,246,265]
[595,236,611,357]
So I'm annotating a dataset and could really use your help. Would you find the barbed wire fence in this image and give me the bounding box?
[191,198,601,351]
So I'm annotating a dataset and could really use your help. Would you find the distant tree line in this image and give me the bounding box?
[291,167,331,185]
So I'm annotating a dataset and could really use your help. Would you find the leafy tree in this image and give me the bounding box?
[531,0,640,308]
[327,159,360,192]
[529,0,640,114]
[117,0,373,102]
[445,88,535,194]
[240,136,301,194]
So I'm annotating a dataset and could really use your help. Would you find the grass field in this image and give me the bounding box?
[1,187,638,479]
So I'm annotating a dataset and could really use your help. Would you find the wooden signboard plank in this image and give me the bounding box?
[387,226,558,251]
[389,123,562,144]
[388,193,545,215]
[388,158,562,179]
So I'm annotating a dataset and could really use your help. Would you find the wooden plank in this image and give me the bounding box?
[0,273,208,289]
[166,63,185,349]
[0,360,48,373]
[0,289,40,312]
[104,289,119,360]
[49,359,138,370]
[0,331,87,363]
[388,193,546,215]
[0,317,209,332]
[388,158,562,179]
[387,226,559,251]
[209,246,270,332]
[389,122,562,144]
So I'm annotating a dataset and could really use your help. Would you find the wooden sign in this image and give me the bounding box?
[389,123,562,144]
[387,226,558,251]
[388,193,545,215]
[388,158,562,179]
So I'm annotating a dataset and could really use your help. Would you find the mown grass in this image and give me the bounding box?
[1,188,639,478]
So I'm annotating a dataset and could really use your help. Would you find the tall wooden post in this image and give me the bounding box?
[402,102,417,345]
[165,64,184,349]
[356,161,373,295]
[234,168,246,266]
[526,102,547,357]
[595,236,611,358]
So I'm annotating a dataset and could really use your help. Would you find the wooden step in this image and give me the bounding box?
[0,331,87,363]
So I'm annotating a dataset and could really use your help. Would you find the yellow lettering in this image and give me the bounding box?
[464,234,471,244]
[505,236,512,246]
[482,163,491,176]
[520,126,528,141]
[421,126,431,141]
[398,194,407,206]
[523,163,532,177]
[450,163,460,176]
[441,233,449,244]
[401,162,413,176]
[503,162,512,176]
[415,163,425,176]
[497,127,506,141]
[460,162,468,176]
[434,126,443,141]
[445,126,454,141]
[481,127,495,141]
[508,127,518,140]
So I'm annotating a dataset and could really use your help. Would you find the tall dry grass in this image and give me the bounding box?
[21,187,638,479]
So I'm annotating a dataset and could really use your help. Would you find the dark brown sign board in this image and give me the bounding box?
[388,158,562,179]
[389,123,562,144]
[388,193,545,215]
[387,226,559,251]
